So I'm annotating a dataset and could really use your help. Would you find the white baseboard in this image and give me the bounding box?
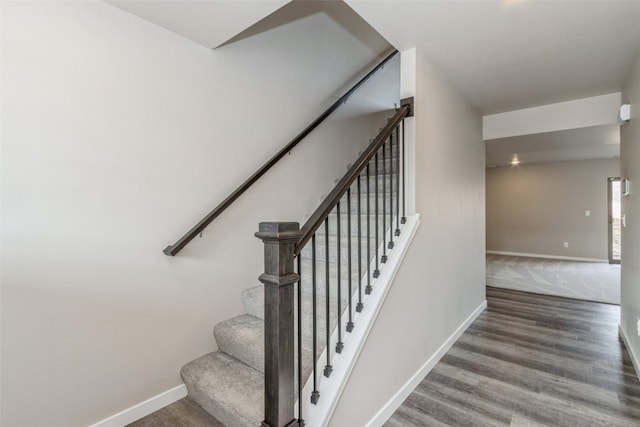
[486,250,608,263]
[619,324,640,381]
[365,299,488,427]
[88,384,187,427]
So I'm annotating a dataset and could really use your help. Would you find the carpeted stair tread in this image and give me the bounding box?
[214,315,264,374]
[299,257,362,286]
[181,352,263,427]
[241,284,349,349]
[357,154,400,166]
[214,314,316,381]
[242,285,346,324]
[342,174,397,190]
[300,235,377,263]
[359,178,396,192]
[357,169,399,177]
[341,197,395,214]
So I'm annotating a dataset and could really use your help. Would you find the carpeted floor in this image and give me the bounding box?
[486,254,621,305]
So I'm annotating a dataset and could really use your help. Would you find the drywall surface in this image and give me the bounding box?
[107,0,290,48]
[0,1,398,425]
[483,93,621,140]
[486,158,620,260]
[620,55,640,377]
[329,49,485,426]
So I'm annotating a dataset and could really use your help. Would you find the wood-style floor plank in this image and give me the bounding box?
[384,287,640,427]
[126,397,224,427]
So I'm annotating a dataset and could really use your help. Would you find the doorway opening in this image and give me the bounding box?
[608,177,622,264]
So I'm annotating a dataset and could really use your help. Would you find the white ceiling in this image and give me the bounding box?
[345,0,640,114]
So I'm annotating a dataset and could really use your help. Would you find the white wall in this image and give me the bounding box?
[487,159,620,260]
[329,48,485,426]
[106,0,290,48]
[483,93,622,140]
[621,56,640,376]
[0,1,398,425]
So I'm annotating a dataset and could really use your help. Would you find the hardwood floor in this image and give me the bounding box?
[130,287,640,426]
[385,287,640,427]
[126,397,223,427]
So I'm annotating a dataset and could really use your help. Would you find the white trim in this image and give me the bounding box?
[405,116,416,216]
[619,324,640,381]
[486,250,608,263]
[400,48,416,217]
[303,214,421,427]
[88,384,187,427]
[365,299,488,427]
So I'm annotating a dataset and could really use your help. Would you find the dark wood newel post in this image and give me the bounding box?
[255,222,301,427]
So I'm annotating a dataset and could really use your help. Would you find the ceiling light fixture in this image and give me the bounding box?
[511,155,520,166]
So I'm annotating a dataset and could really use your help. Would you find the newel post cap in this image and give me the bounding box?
[255,222,301,242]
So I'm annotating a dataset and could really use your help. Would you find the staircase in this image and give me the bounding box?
[181,138,402,427]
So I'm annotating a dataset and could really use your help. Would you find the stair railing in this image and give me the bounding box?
[256,97,413,427]
[163,50,399,256]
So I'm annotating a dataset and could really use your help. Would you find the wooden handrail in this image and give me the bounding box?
[164,50,399,256]
[294,102,411,254]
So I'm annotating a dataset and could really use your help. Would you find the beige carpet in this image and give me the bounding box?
[486,254,621,305]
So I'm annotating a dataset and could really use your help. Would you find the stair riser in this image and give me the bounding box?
[241,294,352,362]
[358,157,399,174]
[299,265,361,287]
[343,204,397,216]
[299,238,378,264]
[312,198,402,217]
[322,175,402,201]
[315,213,399,236]
[214,316,264,375]
[300,249,381,266]
[358,144,400,155]
[299,258,373,299]
[300,249,380,265]
[343,173,398,188]
[213,315,316,380]
[181,353,264,427]
[357,178,398,192]
[242,284,351,322]
[356,161,400,176]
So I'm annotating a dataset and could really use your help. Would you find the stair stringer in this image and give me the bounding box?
[299,214,421,427]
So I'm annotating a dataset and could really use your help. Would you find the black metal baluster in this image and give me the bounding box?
[381,139,388,263]
[357,175,364,313]
[401,119,407,224]
[346,188,354,332]
[373,152,380,278]
[311,235,319,404]
[364,161,378,295]
[395,124,401,236]
[336,201,343,353]
[297,255,304,425]
[389,132,395,250]
[324,218,332,377]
